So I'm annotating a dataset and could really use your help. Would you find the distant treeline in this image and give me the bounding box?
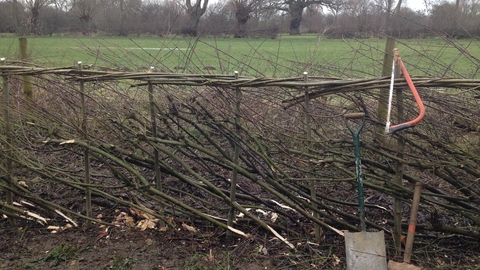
[0,0,478,38]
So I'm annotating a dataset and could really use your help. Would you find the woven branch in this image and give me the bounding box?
[1,65,479,90]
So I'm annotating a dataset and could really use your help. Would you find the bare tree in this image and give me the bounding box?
[228,0,262,38]
[272,0,333,35]
[12,0,22,33]
[459,0,480,16]
[51,0,71,12]
[117,0,142,36]
[430,1,456,35]
[25,0,51,34]
[453,0,460,37]
[302,4,324,33]
[326,0,344,22]
[364,0,398,33]
[2,0,27,33]
[163,0,183,35]
[72,0,98,34]
[343,0,372,33]
[183,0,209,36]
[0,1,20,32]
[421,0,435,14]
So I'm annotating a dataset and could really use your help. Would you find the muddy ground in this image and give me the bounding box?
[0,215,349,270]
[1,215,480,270]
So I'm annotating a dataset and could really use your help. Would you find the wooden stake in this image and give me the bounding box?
[2,58,16,225]
[148,67,165,227]
[305,71,320,241]
[19,37,32,99]
[393,53,404,255]
[227,71,241,237]
[376,37,396,144]
[404,183,423,263]
[78,61,92,226]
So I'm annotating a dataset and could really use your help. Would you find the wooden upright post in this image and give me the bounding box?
[305,71,320,241]
[376,37,396,144]
[404,183,422,263]
[148,66,165,227]
[19,37,32,99]
[78,62,92,226]
[227,71,241,237]
[2,58,16,225]
[393,48,406,255]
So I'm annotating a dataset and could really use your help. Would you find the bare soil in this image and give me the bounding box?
[0,215,346,270]
[2,217,480,269]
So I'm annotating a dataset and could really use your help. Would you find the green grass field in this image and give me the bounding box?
[1,34,479,78]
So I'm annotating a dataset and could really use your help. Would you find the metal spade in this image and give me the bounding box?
[344,112,387,270]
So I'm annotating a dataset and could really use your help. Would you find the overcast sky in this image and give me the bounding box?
[404,0,423,11]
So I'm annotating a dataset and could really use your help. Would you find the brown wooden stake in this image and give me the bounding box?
[78,62,92,226]
[148,67,165,227]
[393,49,405,255]
[227,71,241,237]
[304,72,320,241]
[376,37,396,145]
[1,58,16,225]
[19,37,32,99]
[404,182,423,263]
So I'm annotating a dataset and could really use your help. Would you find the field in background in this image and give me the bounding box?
[1,34,479,78]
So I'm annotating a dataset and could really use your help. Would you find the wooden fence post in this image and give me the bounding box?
[403,182,422,263]
[2,58,15,211]
[148,66,165,227]
[377,37,396,145]
[227,71,241,237]
[304,72,320,241]
[78,61,92,226]
[2,58,17,225]
[19,37,32,99]
[393,50,405,254]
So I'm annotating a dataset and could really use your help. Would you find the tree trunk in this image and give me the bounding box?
[80,17,92,35]
[31,8,40,34]
[119,0,126,36]
[12,0,20,33]
[289,4,304,35]
[235,10,250,38]
[235,18,248,38]
[453,0,460,37]
[184,17,200,36]
[184,0,208,36]
[234,1,253,38]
